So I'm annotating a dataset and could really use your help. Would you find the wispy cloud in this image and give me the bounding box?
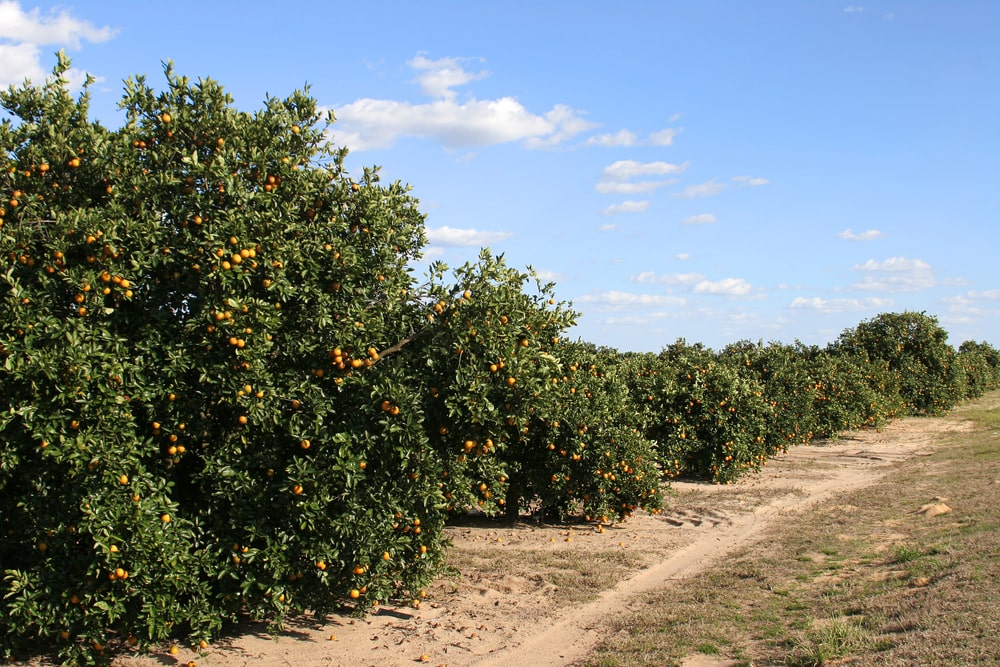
[789,296,894,313]
[601,200,649,215]
[408,53,489,100]
[838,228,885,241]
[586,129,637,147]
[851,256,935,292]
[632,271,705,286]
[425,225,513,247]
[602,159,689,181]
[674,179,726,199]
[596,162,688,213]
[648,127,679,146]
[0,0,116,88]
[586,126,679,147]
[692,277,754,296]
[732,175,769,187]
[683,213,716,225]
[577,290,686,309]
[843,5,864,13]
[333,53,597,151]
[598,223,617,232]
[596,180,676,195]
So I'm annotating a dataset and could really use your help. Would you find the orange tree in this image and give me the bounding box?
[493,341,663,522]
[831,311,963,415]
[955,340,1000,399]
[626,341,776,484]
[720,340,902,443]
[0,57,454,663]
[409,255,662,522]
[719,340,820,447]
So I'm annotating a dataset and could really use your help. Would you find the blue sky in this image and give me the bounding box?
[2,1,997,352]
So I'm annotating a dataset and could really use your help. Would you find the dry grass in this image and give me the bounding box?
[584,391,1000,667]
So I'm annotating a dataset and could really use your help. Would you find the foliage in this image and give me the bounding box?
[628,341,776,484]
[956,340,1000,399]
[832,311,963,415]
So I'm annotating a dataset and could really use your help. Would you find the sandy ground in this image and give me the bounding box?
[111,414,970,667]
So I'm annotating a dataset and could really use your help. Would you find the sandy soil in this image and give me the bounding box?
[112,414,970,667]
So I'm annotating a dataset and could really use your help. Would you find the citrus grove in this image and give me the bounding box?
[2,57,999,665]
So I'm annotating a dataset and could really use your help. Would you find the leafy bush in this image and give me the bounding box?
[0,57,447,663]
[630,342,775,484]
[832,311,962,415]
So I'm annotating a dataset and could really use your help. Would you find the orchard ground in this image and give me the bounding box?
[77,390,999,667]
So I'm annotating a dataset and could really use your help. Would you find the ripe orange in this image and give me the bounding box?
[348,588,360,599]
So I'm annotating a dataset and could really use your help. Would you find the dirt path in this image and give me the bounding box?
[116,414,971,667]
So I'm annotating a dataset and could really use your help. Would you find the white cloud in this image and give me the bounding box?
[732,175,769,187]
[674,179,726,198]
[838,228,885,241]
[648,127,679,146]
[425,225,513,247]
[844,5,865,13]
[525,104,600,149]
[789,296,894,313]
[632,271,705,285]
[0,1,116,46]
[532,268,564,283]
[602,159,688,181]
[683,213,716,225]
[692,277,753,296]
[333,97,594,151]
[595,160,686,200]
[596,179,675,195]
[851,256,935,292]
[674,253,690,261]
[598,223,617,232]
[601,313,674,326]
[408,53,488,100]
[586,127,678,148]
[601,200,649,215]
[586,129,637,147]
[333,54,597,151]
[578,290,686,309]
[0,1,116,88]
